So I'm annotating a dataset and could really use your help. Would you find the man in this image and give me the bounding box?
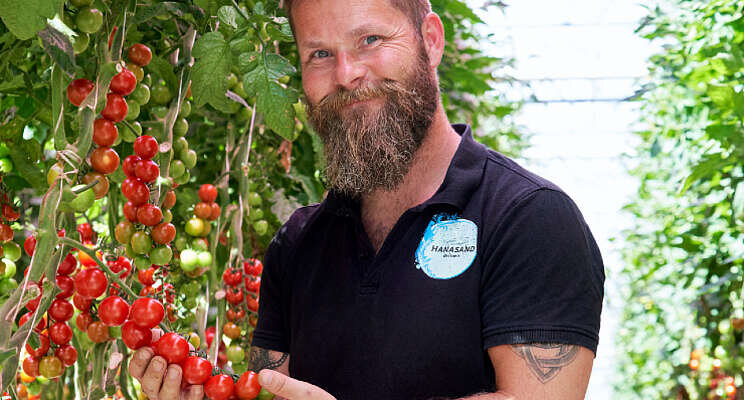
[129,0,605,398]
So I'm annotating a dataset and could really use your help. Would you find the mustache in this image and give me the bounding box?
[315,79,414,111]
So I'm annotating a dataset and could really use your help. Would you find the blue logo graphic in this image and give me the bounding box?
[415,212,478,279]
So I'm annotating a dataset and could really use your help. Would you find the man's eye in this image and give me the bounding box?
[365,35,380,45]
[312,50,330,59]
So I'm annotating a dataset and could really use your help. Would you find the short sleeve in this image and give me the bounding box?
[480,189,605,354]
[251,226,291,353]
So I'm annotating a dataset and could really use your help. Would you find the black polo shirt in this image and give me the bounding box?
[252,124,605,400]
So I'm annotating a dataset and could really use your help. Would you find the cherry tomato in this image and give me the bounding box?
[246,296,259,312]
[209,202,221,221]
[128,44,152,67]
[25,332,50,358]
[73,293,92,312]
[87,321,110,343]
[55,275,74,299]
[2,204,19,221]
[151,222,176,245]
[81,171,110,199]
[99,296,130,326]
[222,322,241,340]
[226,287,244,305]
[137,267,156,285]
[49,299,74,322]
[55,344,78,366]
[117,257,133,279]
[115,220,135,245]
[101,93,128,122]
[222,269,242,286]
[182,356,212,385]
[134,135,158,159]
[110,69,137,96]
[162,190,177,209]
[22,356,40,377]
[90,146,120,175]
[243,259,263,276]
[93,118,118,146]
[49,322,72,345]
[76,312,93,331]
[75,7,103,34]
[57,253,77,276]
[25,293,41,312]
[131,297,164,328]
[121,177,150,205]
[236,371,262,400]
[205,326,215,348]
[121,320,151,350]
[130,231,152,255]
[154,332,189,364]
[0,223,13,242]
[123,201,139,222]
[204,374,235,400]
[67,78,94,106]
[246,277,261,293]
[126,62,144,81]
[122,155,142,178]
[24,235,36,256]
[199,184,218,203]
[77,222,94,242]
[19,312,46,333]
[134,159,159,182]
[74,267,107,299]
[77,244,101,267]
[136,203,163,226]
[193,202,211,220]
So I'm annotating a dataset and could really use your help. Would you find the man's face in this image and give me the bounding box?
[293,0,440,197]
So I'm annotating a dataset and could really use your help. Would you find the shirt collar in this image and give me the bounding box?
[321,124,489,217]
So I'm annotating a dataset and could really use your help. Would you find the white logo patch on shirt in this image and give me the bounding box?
[415,212,478,279]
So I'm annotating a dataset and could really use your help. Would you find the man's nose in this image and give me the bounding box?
[333,51,366,91]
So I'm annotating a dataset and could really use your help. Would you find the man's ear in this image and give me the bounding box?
[420,12,445,68]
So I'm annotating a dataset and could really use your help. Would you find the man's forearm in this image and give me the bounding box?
[431,391,515,400]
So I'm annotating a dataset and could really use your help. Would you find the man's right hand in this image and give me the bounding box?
[127,330,204,400]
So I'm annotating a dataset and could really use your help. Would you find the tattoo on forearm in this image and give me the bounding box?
[511,343,579,383]
[248,347,289,372]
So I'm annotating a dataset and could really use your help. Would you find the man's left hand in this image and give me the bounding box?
[258,369,336,400]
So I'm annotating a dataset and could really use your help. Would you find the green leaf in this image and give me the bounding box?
[707,84,734,110]
[0,75,24,92]
[217,5,246,29]
[679,153,730,194]
[38,24,76,78]
[51,64,67,150]
[192,32,232,113]
[148,55,180,96]
[266,22,294,42]
[0,0,63,40]
[133,1,203,24]
[241,51,298,139]
[8,138,45,190]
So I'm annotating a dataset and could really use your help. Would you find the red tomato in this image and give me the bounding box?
[77,244,101,267]
[117,257,132,279]
[137,203,163,226]
[137,267,156,286]
[107,26,117,49]
[194,202,212,220]
[225,287,244,305]
[243,259,263,276]
[55,344,78,366]
[48,299,74,322]
[110,68,137,96]
[121,320,152,350]
[24,235,36,256]
[122,155,141,178]
[22,356,40,377]
[74,267,107,299]
[123,201,139,222]
[205,326,215,348]
[76,312,93,331]
[209,202,221,221]
[246,277,261,293]
[128,44,152,67]
[134,135,159,159]
[162,190,176,209]
[90,146,120,175]
[77,222,94,242]
[73,293,92,312]
[93,118,118,147]
[198,184,218,203]
[57,252,77,275]
[204,374,235,400]
[151,222,176,245]
[0,223,13,242]
[67,78,94,106]
[25,293,41,312]
[49,322,72,345]
[19,312,46,333]
[87,321,110,343]
[99,296,130,326]
[121,177,150,205]
[246,296,259,313]
[135,159,159,182]
[130,297,165,328]
[101,93,128,122]
[154,332,189,364]
[55,275,74,299]
[235,371,261,400]
[25,332,50,358]
[182,356,212,385]
[222,269,242,286]
[2,204,19,221]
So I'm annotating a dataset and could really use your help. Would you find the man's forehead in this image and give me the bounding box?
[292,0,406,43]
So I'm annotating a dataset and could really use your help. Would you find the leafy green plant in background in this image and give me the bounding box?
[618,0,744,398]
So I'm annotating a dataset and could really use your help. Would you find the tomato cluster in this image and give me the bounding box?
[0,188,21,295]
[175,184,219,276]
[0,188,19,243]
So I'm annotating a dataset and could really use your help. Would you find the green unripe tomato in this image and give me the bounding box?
[2,259,16,278]
[253,220,268,236]
[233,82,248,99]
[191,238,208,252]
[226,73,238,89]
[236,105,253,122]
[173,118,189,137]
[151,106,168,119]
[109,326,122,338]
[185,218,205,237]
[179,101,192,118]
[75,7,103,34]
[257,388,276,400]
[131,84,151,105]
[174,137,189,157]
[183,297,197,310]
[73,33,89,54]
[278,75,290,84]
[226,345,244,363]
[0,157,13,173]
[130,231,152,255]
[170,160,185,179]
[70,187,96,213]
[175,236,189,251]
[174,170,190,185]
[0,142,9,157]
[247,192,262,207]
[182,150,197,169]
[126,100,141,121]
[179,249,198,272]
[134,255,150,270]
[0,277,18,294]
[250,208,264,221]
[149,246,173,266]
[125,243,136,258]
[162,209,173,224]
[196,251,212,267]
[2,241,22,262]
[151,83,172,105]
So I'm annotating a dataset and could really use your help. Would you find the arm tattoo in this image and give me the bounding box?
[511,343,579,384]
[247,346,289,372]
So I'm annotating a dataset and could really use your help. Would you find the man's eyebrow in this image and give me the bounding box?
[300,24,383,49]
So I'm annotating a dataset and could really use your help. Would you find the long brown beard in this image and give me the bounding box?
[306,47,439,198]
